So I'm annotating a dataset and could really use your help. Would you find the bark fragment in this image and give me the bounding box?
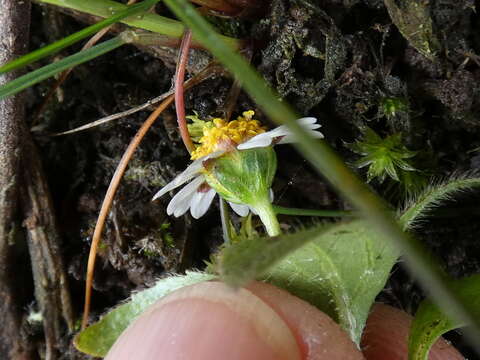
[20,131,75,360]
[0,0,35,358]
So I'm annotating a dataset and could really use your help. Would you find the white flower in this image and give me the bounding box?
[152,117,323,219]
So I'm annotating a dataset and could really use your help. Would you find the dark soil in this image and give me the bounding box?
[9,0,480,358]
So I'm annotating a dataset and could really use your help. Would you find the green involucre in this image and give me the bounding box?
[204,147,280,236]
[204,147,277,206]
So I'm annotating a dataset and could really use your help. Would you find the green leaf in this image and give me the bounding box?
[409,274,480,360]
[265,220,398,345]
[218,220,398,345]
[74,271,215,357]
[0,36,125,100]
[399,175,480,230]
[0,0,160,74]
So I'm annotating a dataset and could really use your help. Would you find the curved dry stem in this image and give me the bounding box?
[82,94,174,329]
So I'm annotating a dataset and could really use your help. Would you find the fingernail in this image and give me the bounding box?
[106,281,302,360]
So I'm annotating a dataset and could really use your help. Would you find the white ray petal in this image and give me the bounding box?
[228,202,250,217]
[237,134,274,149]
[307,124,322,130]
[238,117,323,150]
[277,129,324,144]
[297,117,318,125]
[202,150,226,161]
[166,176,204,217]
[152,160,203,201]
[190,188,217,219]
[152,150,226,202]
[262,125,290,138]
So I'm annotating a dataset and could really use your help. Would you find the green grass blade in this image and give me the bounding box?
[164,0,480,350]
[0,37,124,100]
[37,0,238,48]
[0,0,160,74]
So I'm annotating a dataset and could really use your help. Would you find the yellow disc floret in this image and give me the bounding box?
[190,110,266,160]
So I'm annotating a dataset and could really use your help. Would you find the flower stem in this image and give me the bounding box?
[255,201,281,237]
[273,205,354,217]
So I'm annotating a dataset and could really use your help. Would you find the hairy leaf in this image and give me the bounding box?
[218,221,398,344]
[265,220,398,344]
[399,175,480,230]
[219,224,334,288]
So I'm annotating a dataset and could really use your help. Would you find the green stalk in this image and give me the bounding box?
[36,0,238,48]
[273,206,354,217]
[255,201,281,237]
[0,0,160,74]
[164,0,480,349]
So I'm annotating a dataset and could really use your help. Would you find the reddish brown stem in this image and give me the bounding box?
[174,29,195,153]
[81,94,174,329]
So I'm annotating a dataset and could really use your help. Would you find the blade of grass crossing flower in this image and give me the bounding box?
[164,0,480,351]
[0,0,160,74]
[0,36,124,100]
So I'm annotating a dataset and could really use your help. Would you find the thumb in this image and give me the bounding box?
[105,281,363,360]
